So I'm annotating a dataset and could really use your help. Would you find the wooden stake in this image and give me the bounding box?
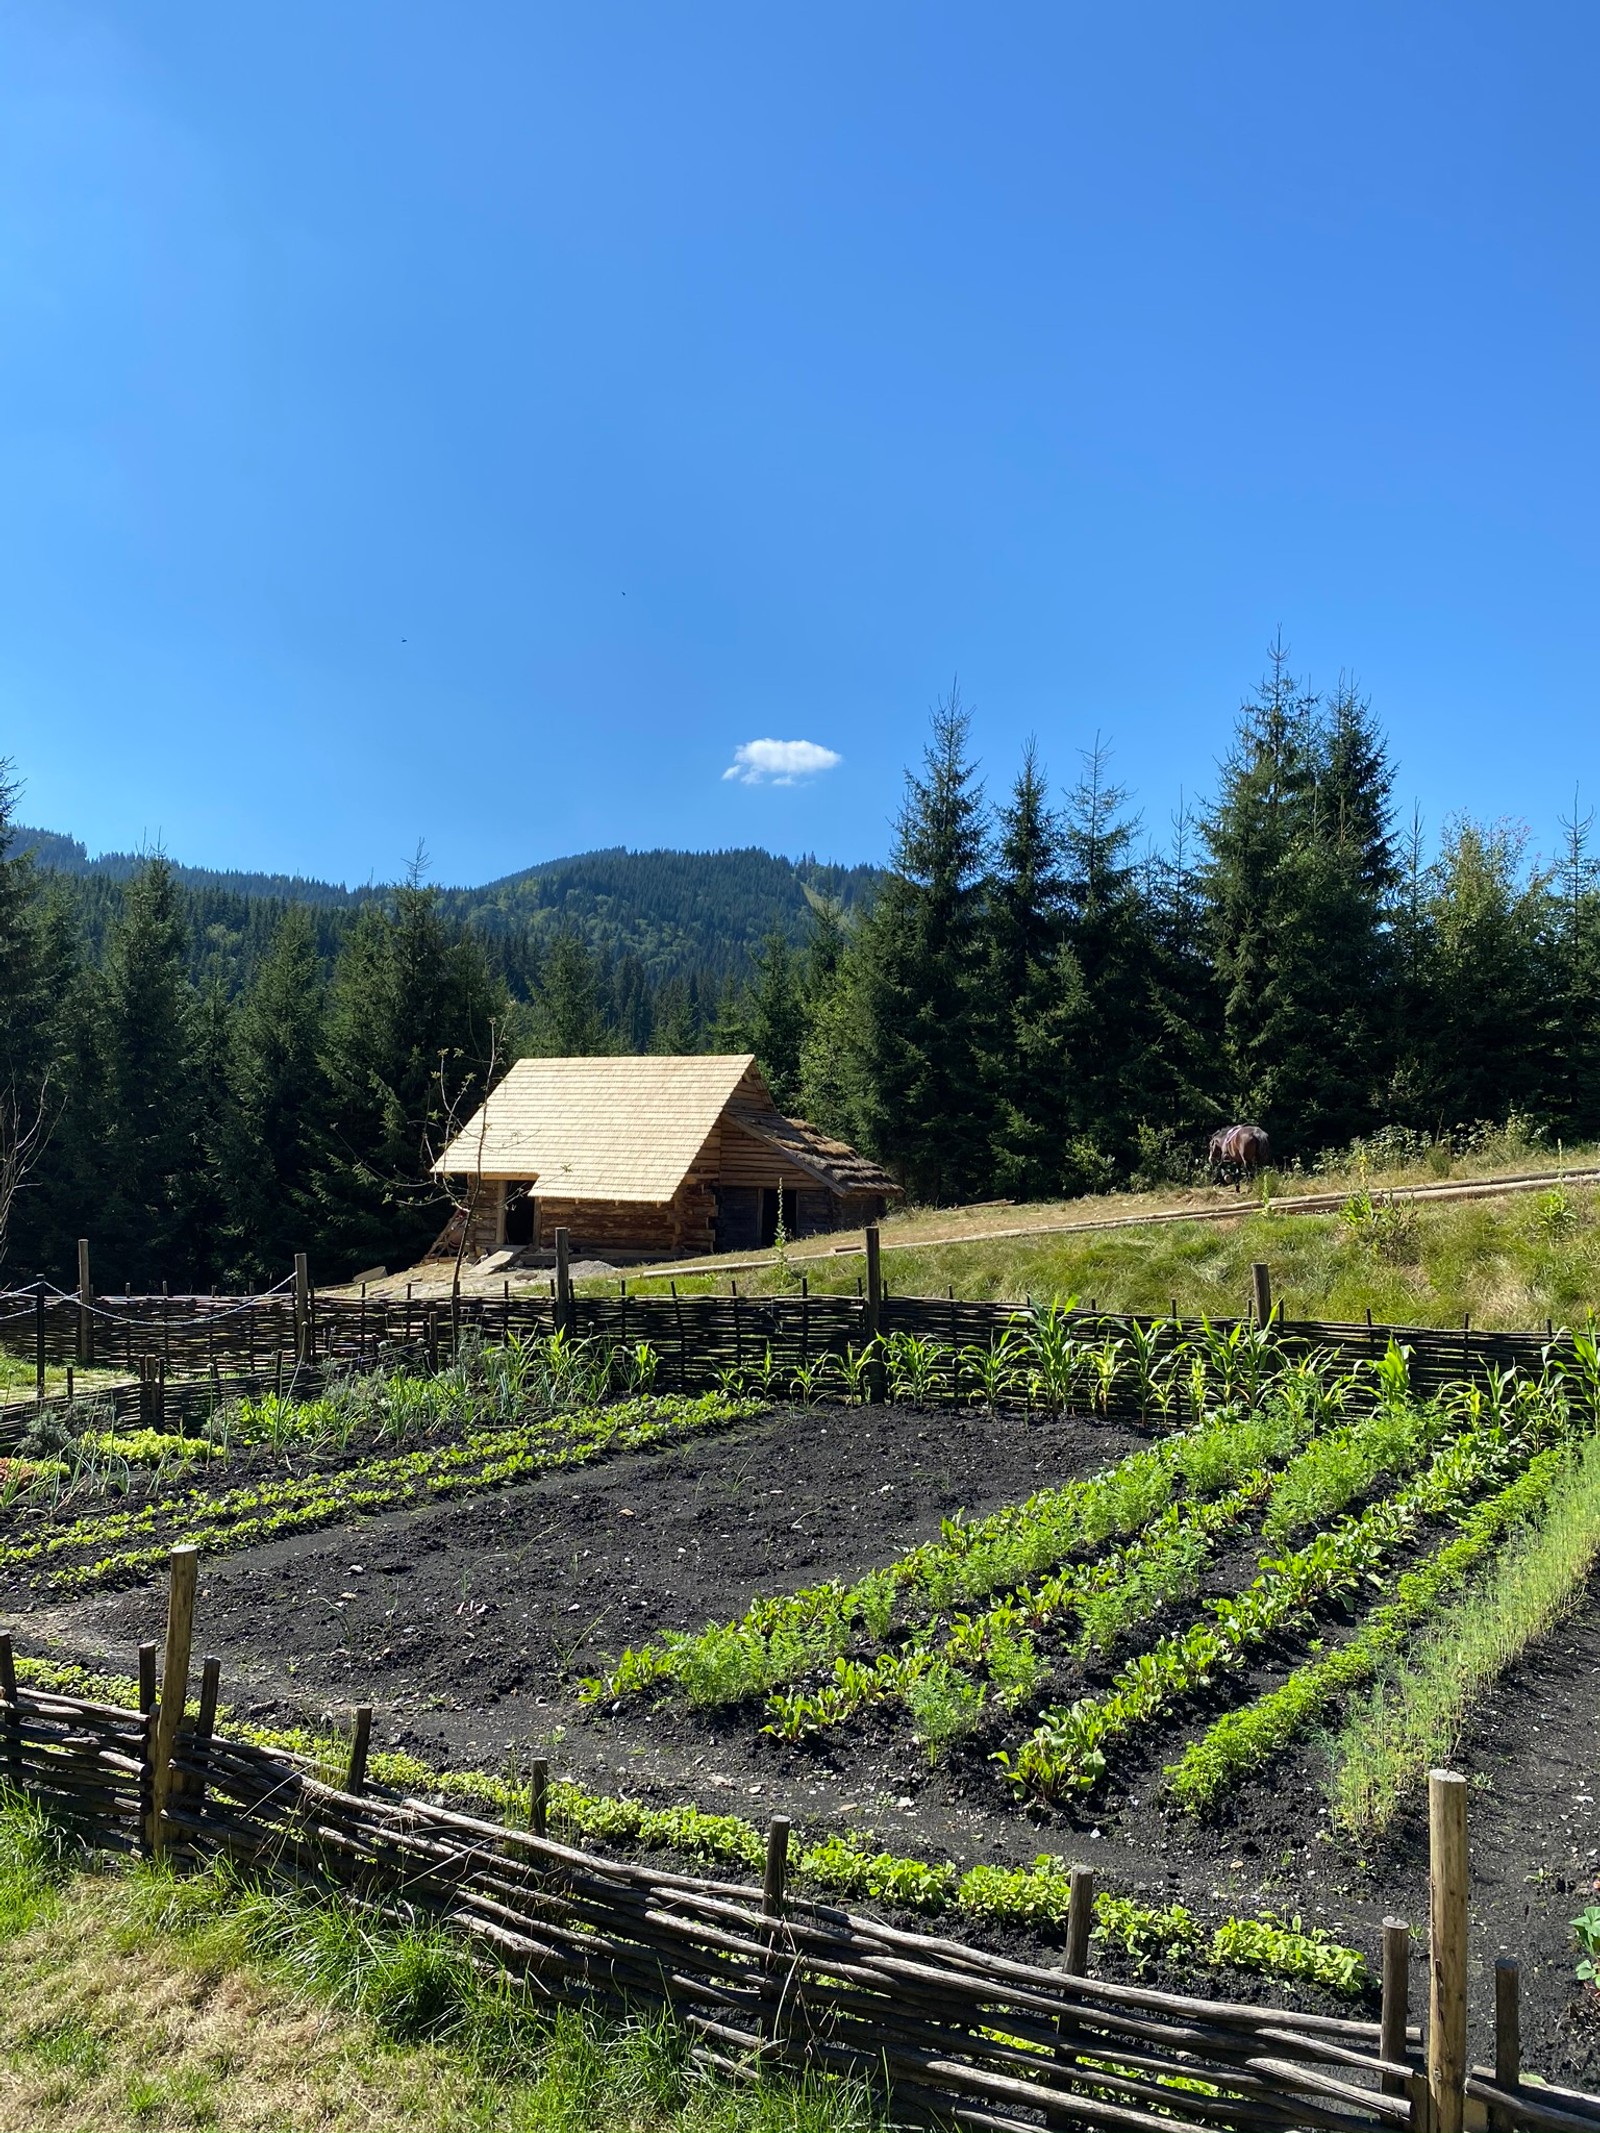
[345,1705,373,1796]
[150,1548,198,1856]
[0,1633,18,1783]
[1250,1262,1272,1327]
[293,1252,310,1364]
[1492,1957,1521,2133]
[864,1225,882,1338]
[1428,1768,1469,2133]
[1063,1865,1094,1977]
[189,1654,221,1811]
[1380,1918,1410,2098]
[530,1756,548,1839]
[554,1228,572,1335]
[33,1281,44,1401]
[77,1238,92,1366]
[763,1815,790,1917]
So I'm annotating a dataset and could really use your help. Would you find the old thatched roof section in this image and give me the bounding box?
[726,1108,900,1197]
[433,1054,761,1202]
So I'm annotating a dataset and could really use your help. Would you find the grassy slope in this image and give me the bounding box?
[0,1806,879,2133]
[629,1181,1600,1330]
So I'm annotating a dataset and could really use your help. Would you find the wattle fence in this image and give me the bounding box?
[3,1555,1597,2133]
[0,1251,1582,1444]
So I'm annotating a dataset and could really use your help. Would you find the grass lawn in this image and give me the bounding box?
[622,1182,1600,1330]
[0,1801,880,2133]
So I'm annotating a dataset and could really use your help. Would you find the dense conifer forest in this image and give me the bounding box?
[5,645,1598,1287]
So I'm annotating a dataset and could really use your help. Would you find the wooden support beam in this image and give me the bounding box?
[1429,1768,1470,2133]
[150,1548,198,1857]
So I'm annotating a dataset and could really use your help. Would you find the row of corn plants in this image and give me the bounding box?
[719,1307,1298,1419]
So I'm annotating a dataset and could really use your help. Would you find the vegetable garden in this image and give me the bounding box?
[7,1301,1600,2077]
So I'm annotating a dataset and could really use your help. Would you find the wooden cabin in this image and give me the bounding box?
[432,1053,900,1262]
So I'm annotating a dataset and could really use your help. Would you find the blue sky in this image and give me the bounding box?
[2,3,1597,884]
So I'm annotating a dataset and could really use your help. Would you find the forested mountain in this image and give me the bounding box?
[17,832,880,990]
[6,642,1600,1289]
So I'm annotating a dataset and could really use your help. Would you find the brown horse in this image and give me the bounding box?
[1208,1123,1270,1190]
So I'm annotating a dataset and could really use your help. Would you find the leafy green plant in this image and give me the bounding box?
[1573,1904,1600,1986]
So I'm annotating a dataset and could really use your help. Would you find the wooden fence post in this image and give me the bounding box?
[77,1238,93,1367]
[863,1226,885,1402]
[554,1228,572,1336]
[762,1815,792,2044]
[33,1281,45,1401]
[188,1654,221,1815]
[530,1757,548,1838]
[150,1547,198,1857]
[1381,1918,1411,2099]
[293,1253,310,1365]
[1492,1957,1521,2133]
[0,1633,18,1784]
[137,1639,157,1853]
[1250,1262,1273,1328]
[345,1705,373,1796]
[1428,1768,1469,2133]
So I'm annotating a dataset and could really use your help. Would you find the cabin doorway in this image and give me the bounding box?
[503,1188,538,1248]
[759,1189,781,1249]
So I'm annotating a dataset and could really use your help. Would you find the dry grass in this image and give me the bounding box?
[0,1875,487,2131]
[0,1820,881,2133]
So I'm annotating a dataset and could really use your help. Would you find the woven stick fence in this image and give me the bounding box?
[0,1246,1584,1445]
[4,1556,1599,2133]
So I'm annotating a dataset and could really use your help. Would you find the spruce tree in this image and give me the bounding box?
[98,858,198,1284]
[530,929,614,1054]
[225,906,330,1282]
[745,930,807,1110]
[1203,644,1394,1157]
[983,741,1069,1197]
[317,884,507,1271]
[855,690,990,1201]
[1058,737,1155,1180]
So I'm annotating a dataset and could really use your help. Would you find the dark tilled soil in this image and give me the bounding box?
[21,1396,1600,2076]
[19,1401,1143,1814]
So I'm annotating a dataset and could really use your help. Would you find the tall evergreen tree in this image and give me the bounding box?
[1203,643,1394,1155]
[982,741,1069,1197]
[1411,820,1551,1131]
[316,883,506,1271]
[745,930,807,1110]
[225,906,330,1282]
[1546,798,1600,1139]
[98,858,198,1283]
[530,928,614,1055]
[1058,738,1154,1178]
[854,690,991,1201]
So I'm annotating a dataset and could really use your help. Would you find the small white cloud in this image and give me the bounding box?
[722,738,842,786]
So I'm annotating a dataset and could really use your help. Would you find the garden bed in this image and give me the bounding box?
[12,1323,1600,2079]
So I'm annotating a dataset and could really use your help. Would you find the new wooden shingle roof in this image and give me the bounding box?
[433,1054,763,1203]
[433,1053,900,1203]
